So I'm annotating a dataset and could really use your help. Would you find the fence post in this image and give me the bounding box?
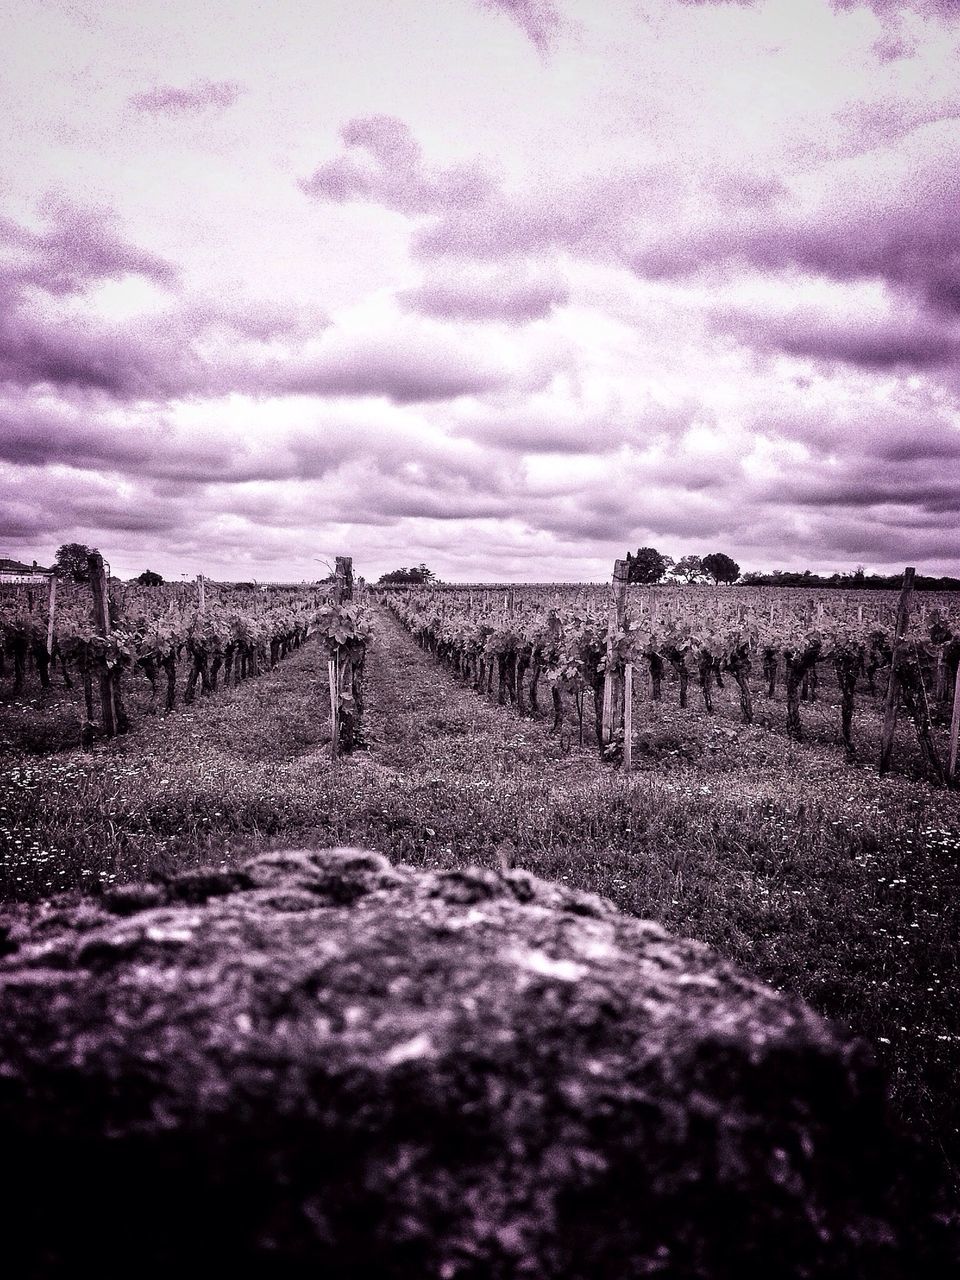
[334,556,353,605]
[949,662,960,785]
[46,574,57,656]
[88,552,117,737]
[329,556,354,761]
[601,559,630,750]
[328,654,339,762]
[623,662,633,773]
[197,574,205,616]
[879,567,915,775]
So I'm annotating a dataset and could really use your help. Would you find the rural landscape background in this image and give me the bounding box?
[1,0,958,584]
[2,0,960,1256]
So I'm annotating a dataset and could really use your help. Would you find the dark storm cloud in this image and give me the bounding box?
[0,307,204,397]
[266,333,513,403]
[633,183,960,318]
[0,210,524,405]
[750,390,960,468]
[0,307,518,403]
[831,0,960,17]
[450,399,698,455]
[129,80,244,114]
[631,145,960,393]
[300,116,492,217]
[780,469,960,513]
[0,205,176,298]
[411,168,670,263]
[721,306,960,369]
[831,98,960,158]
[0,395,290,483]
[398,267,569,324]
[677,0,960,12]
[302,117,673,266]
[0,466,191,542]
[475,1,564,51]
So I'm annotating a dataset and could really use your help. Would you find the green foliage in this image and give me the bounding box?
[314,603,374,655]
[626,547,668,584]
[702,552,741,585]
[378,564,437,586]
[669,555,707,584]
[54,542,98,583]
[743,567,960,591]
[137,570,164,586]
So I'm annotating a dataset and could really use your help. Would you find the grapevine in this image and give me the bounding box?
[1,577,372,744]
[378,582,960,774]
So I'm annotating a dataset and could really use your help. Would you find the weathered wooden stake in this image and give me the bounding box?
[879,567,915,775]
[88,552,116,737]
[933,647,944,704]
[197,574,205,615]
[334,556,353,605]
[623,662,633,774]
[949,662,960,784]
[46,574,57,657]
[601,559,630,751]
[328,654,339,762]
[330,556,355,757]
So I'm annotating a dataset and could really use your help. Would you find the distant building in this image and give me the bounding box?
[0,557,53,578]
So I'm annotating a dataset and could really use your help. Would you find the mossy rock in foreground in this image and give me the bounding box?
[0,849,953,1278]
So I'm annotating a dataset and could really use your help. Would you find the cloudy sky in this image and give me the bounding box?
[1,0,958,582]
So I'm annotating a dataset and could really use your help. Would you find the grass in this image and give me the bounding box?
[1,608,959,1199]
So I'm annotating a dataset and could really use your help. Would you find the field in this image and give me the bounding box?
[1,579,960,1205]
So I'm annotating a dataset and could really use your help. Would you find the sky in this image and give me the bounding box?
[0,0,958,583]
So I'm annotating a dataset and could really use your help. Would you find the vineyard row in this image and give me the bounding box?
[1,554,372,747]
[380,568,960,784]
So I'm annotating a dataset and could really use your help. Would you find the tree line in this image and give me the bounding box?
[626,548,960,591]
[50,543,956,593]
[625,549,740,585]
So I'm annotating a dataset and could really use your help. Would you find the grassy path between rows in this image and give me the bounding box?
[2,604,960,1198]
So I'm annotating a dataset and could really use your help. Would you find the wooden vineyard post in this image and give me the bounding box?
[329,555,361,758]
[328,652,339,762]
[46,573,57,656]
[197,574,205,615]
[88,552,116,737]
[601,559,630,754]
[949,662,960,786]
[623,662,633,774]
[334,556,353,604]
[879,567,915,776]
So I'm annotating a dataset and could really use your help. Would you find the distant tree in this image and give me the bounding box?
[54,542,98,583]
[669,554,707,584]
[626,547,667,584]
[702,552,740,585]
[137,569,164,586]
[378,563,437,586]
